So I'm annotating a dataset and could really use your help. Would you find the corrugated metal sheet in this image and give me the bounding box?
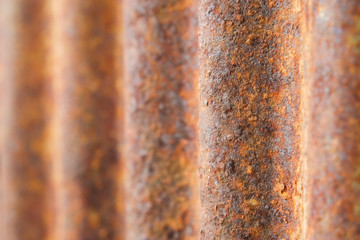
[1,0,359,240]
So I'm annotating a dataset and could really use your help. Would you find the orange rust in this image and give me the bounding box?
[0,1,54,239]
[305,0,360,239]
[123,0,199,239]
[199,0,304,239]
[3,0,360,239]
[52,0,123,239]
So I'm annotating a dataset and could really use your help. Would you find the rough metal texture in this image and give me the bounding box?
[305,0,360,239]
[199,0,304,239]
[123,0,199,239]
[0,1,54,239]
[3,0,360,239]
[53,0,122,239]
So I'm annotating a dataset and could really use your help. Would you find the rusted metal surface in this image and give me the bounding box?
[123,0,199,239]
[305,0,360,239]
[0,1,54,239]
[3,0,360,239]
[53,0,123,239]
[199,0,304,239]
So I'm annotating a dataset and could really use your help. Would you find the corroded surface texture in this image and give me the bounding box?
[305,1,360,239]
[53,0,122,239]
[3,0,360,239]
[123,0,199,239]
[0,1,54,239]
[199,0,304,239]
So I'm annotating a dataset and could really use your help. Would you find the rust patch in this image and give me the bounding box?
[0,1,54,239]
[199,0,304,239]
[123,0,199,239]
[53,0,123,239]
[305,0,360,239]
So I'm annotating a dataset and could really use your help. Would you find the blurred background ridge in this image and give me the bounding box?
[1,0,360,240]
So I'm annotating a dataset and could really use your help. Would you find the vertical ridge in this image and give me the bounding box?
[52,1,123,239]
[199,0,304,239]
[123,0,200,239]
[0,1,54,239]
[306,0,360,239]
[116,1,125,239]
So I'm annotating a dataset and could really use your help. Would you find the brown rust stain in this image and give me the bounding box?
[0,1,54,240]
[53,0,122,239]
[199,0,304,239]
[305,0,360,239]
[123,0,199,239]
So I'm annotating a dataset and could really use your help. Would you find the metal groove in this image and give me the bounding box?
[1,1,360,240]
